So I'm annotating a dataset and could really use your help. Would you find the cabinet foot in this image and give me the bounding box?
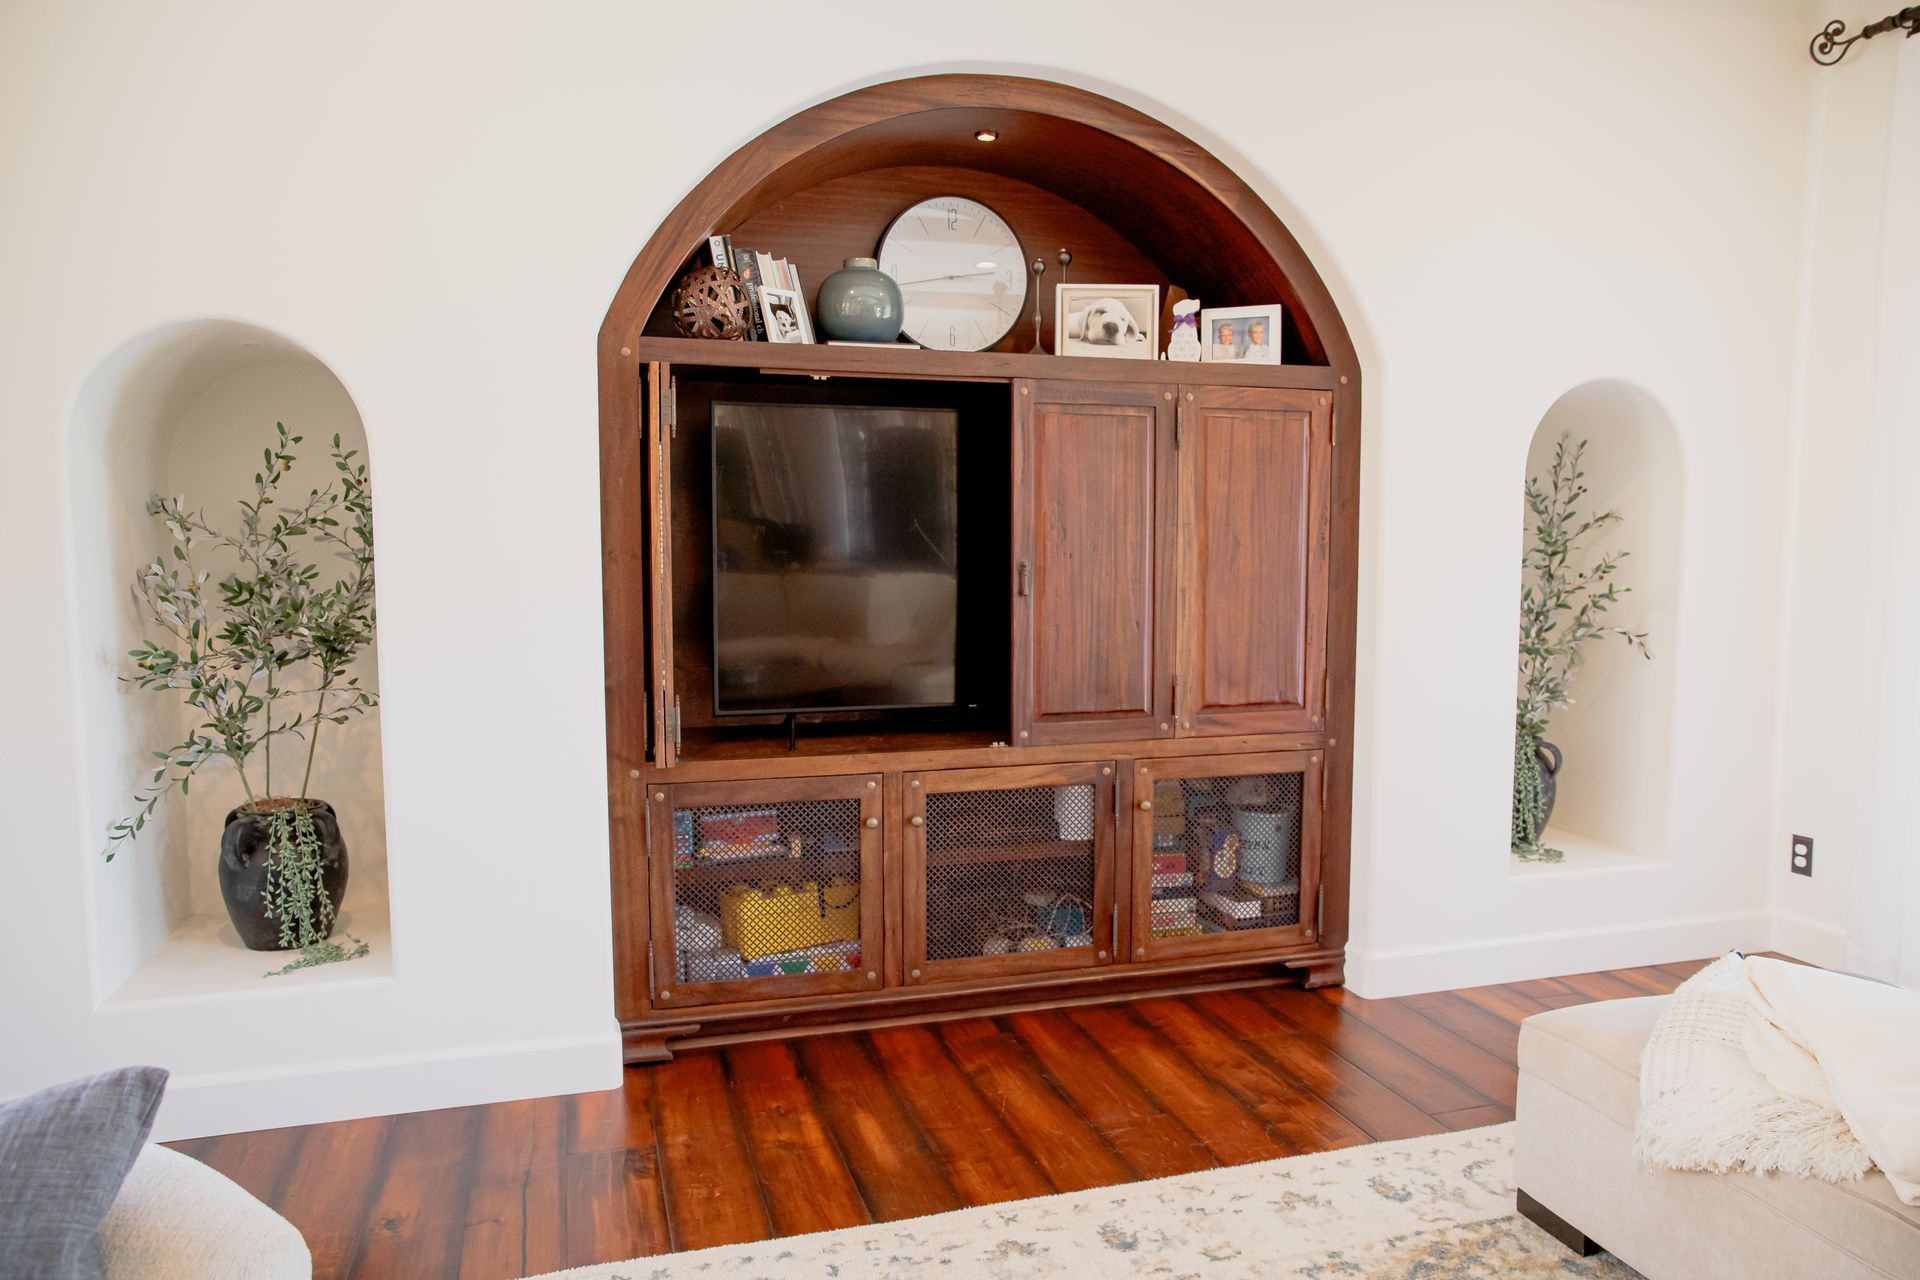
[1280,952,1346,989]
[622,1021,701,1064]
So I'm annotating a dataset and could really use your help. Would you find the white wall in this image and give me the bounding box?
[1773,26,1920,976]
[0,0,1845,1132]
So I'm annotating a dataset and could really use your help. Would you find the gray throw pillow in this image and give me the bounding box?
[0,1066,169,1280]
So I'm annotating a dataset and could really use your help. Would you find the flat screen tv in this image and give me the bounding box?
[711,402,959,716]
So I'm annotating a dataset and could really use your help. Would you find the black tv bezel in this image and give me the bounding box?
[708,399,962,719]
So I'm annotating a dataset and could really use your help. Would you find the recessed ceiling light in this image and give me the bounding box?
[974,129,997,142]
[975,260,997,270]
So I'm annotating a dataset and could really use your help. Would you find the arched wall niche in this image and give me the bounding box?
[67,319,391,1002]
[598,75,1359,369]
[1517,379,1682,864]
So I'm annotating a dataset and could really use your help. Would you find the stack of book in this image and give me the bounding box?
[1149,845,1201,937]
[708,235,814,344]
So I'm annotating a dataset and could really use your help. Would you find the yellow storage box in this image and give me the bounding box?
[718,877,861,961]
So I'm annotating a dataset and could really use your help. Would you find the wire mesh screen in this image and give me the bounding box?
[1149,772,1302,939]
[669,797,864,985]
[923,782,1097,963]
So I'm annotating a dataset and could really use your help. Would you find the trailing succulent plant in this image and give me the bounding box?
[109,423,377,970]
[1513,433,1650,862]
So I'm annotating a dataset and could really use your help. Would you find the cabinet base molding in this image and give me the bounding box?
[618,953,1341,1063]
[1282,951,1347,988]
[620,1021,703,1063]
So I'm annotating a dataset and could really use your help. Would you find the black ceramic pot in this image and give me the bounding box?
[218,800,349,951]
[1535,740,1563,828]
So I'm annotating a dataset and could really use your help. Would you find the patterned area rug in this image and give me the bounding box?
[533,1123,1641,1278]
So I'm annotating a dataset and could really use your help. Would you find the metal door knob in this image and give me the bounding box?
[910,815,924,827]
[864,817,880,828]
[1138,799,1153,811]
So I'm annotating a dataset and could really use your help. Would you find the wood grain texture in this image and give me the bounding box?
[1176,386,1331,736]
[1014,380,1173,743]
[169,965,1700,1278]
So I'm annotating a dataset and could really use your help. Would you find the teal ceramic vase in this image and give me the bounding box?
[816,257,902,343]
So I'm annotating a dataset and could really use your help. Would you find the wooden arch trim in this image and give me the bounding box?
[596,74,1357,372]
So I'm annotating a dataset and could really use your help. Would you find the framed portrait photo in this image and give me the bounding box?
[1200,304,1284,364]
[758,285,813,344]
[1054,284,1159,360]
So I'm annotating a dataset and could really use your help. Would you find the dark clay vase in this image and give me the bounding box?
[218,800,349,951]
[1535,741,1563,828]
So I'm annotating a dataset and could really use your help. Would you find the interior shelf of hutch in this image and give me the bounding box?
[633,335,1338,388]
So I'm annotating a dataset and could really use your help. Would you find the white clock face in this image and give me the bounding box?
[877,196,1027,352]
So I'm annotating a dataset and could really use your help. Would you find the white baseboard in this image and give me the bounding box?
[1347,910,1771,998]
[149,1026,624,1141]
[1766,910,1849,969]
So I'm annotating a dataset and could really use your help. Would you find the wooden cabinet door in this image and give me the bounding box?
[901,760,1118,987]
[1013,379,1175,745]
[1175,387,1331,736]
[647,773,885,1011]
[1127,750,1325,964]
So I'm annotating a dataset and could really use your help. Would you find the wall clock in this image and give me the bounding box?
[876,196,1027,352]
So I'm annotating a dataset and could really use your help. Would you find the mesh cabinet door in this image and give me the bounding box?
[646,774,884,1010]
[904,762,1117,985]
[1129,750,1324,962]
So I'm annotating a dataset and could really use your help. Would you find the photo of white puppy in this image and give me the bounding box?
[1054,284,1159,360]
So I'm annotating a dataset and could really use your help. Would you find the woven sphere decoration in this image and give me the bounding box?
[672,266,752,340]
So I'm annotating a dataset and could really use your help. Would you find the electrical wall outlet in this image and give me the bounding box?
[1790,834,1814,877]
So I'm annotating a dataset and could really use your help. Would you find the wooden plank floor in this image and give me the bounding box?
[167,960,1709,1279]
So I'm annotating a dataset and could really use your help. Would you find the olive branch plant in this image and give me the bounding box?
[107,423,377,969]
[1513,433,1650,862]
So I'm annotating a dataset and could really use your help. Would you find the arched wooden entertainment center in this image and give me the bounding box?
[600,74,1359,1061]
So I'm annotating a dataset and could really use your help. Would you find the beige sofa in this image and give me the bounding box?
[1515,996,1920,1279]
[100,1144,311,1279]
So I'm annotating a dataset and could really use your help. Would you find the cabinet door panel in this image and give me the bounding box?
[1127,750,1325,964]
[647,773,884,1010]
[1015,380,1174,744]
[903,761,1117,985]
[1177,387,1330,736]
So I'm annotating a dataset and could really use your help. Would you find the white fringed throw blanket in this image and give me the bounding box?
[1634,952,1920,1204]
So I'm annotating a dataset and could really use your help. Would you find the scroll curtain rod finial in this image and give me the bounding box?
[1810,6,1920,65]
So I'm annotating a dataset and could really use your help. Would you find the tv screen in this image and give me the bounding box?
[711,402,959,716]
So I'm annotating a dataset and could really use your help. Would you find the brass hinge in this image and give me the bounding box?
[668,696,683,748]
[1016,558,1032,597]
[666,376,678,439]
[1172,674,1183,731]
[1110,911,1119,958]
[643,791,654,854]
[1111,776,1120,822]
[1320,764,1328,808]
[1329,407,1336,450]
[1317,883,1326,931]
[1175,395,1187,449]
[647,947,657,997]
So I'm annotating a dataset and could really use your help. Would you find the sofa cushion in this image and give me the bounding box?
[99,1145,311,1280]
[1519,993,1920,1276]
[0,1066,168,1280]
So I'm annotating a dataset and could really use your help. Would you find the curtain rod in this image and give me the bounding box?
[1811,7,1920,64]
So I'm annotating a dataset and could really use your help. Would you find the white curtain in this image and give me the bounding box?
[1848,37,1920,989]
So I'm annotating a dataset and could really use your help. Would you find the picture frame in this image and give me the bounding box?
[1200,304,1284,364]
[758,285,813,344]
[1053,283,1159,359]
